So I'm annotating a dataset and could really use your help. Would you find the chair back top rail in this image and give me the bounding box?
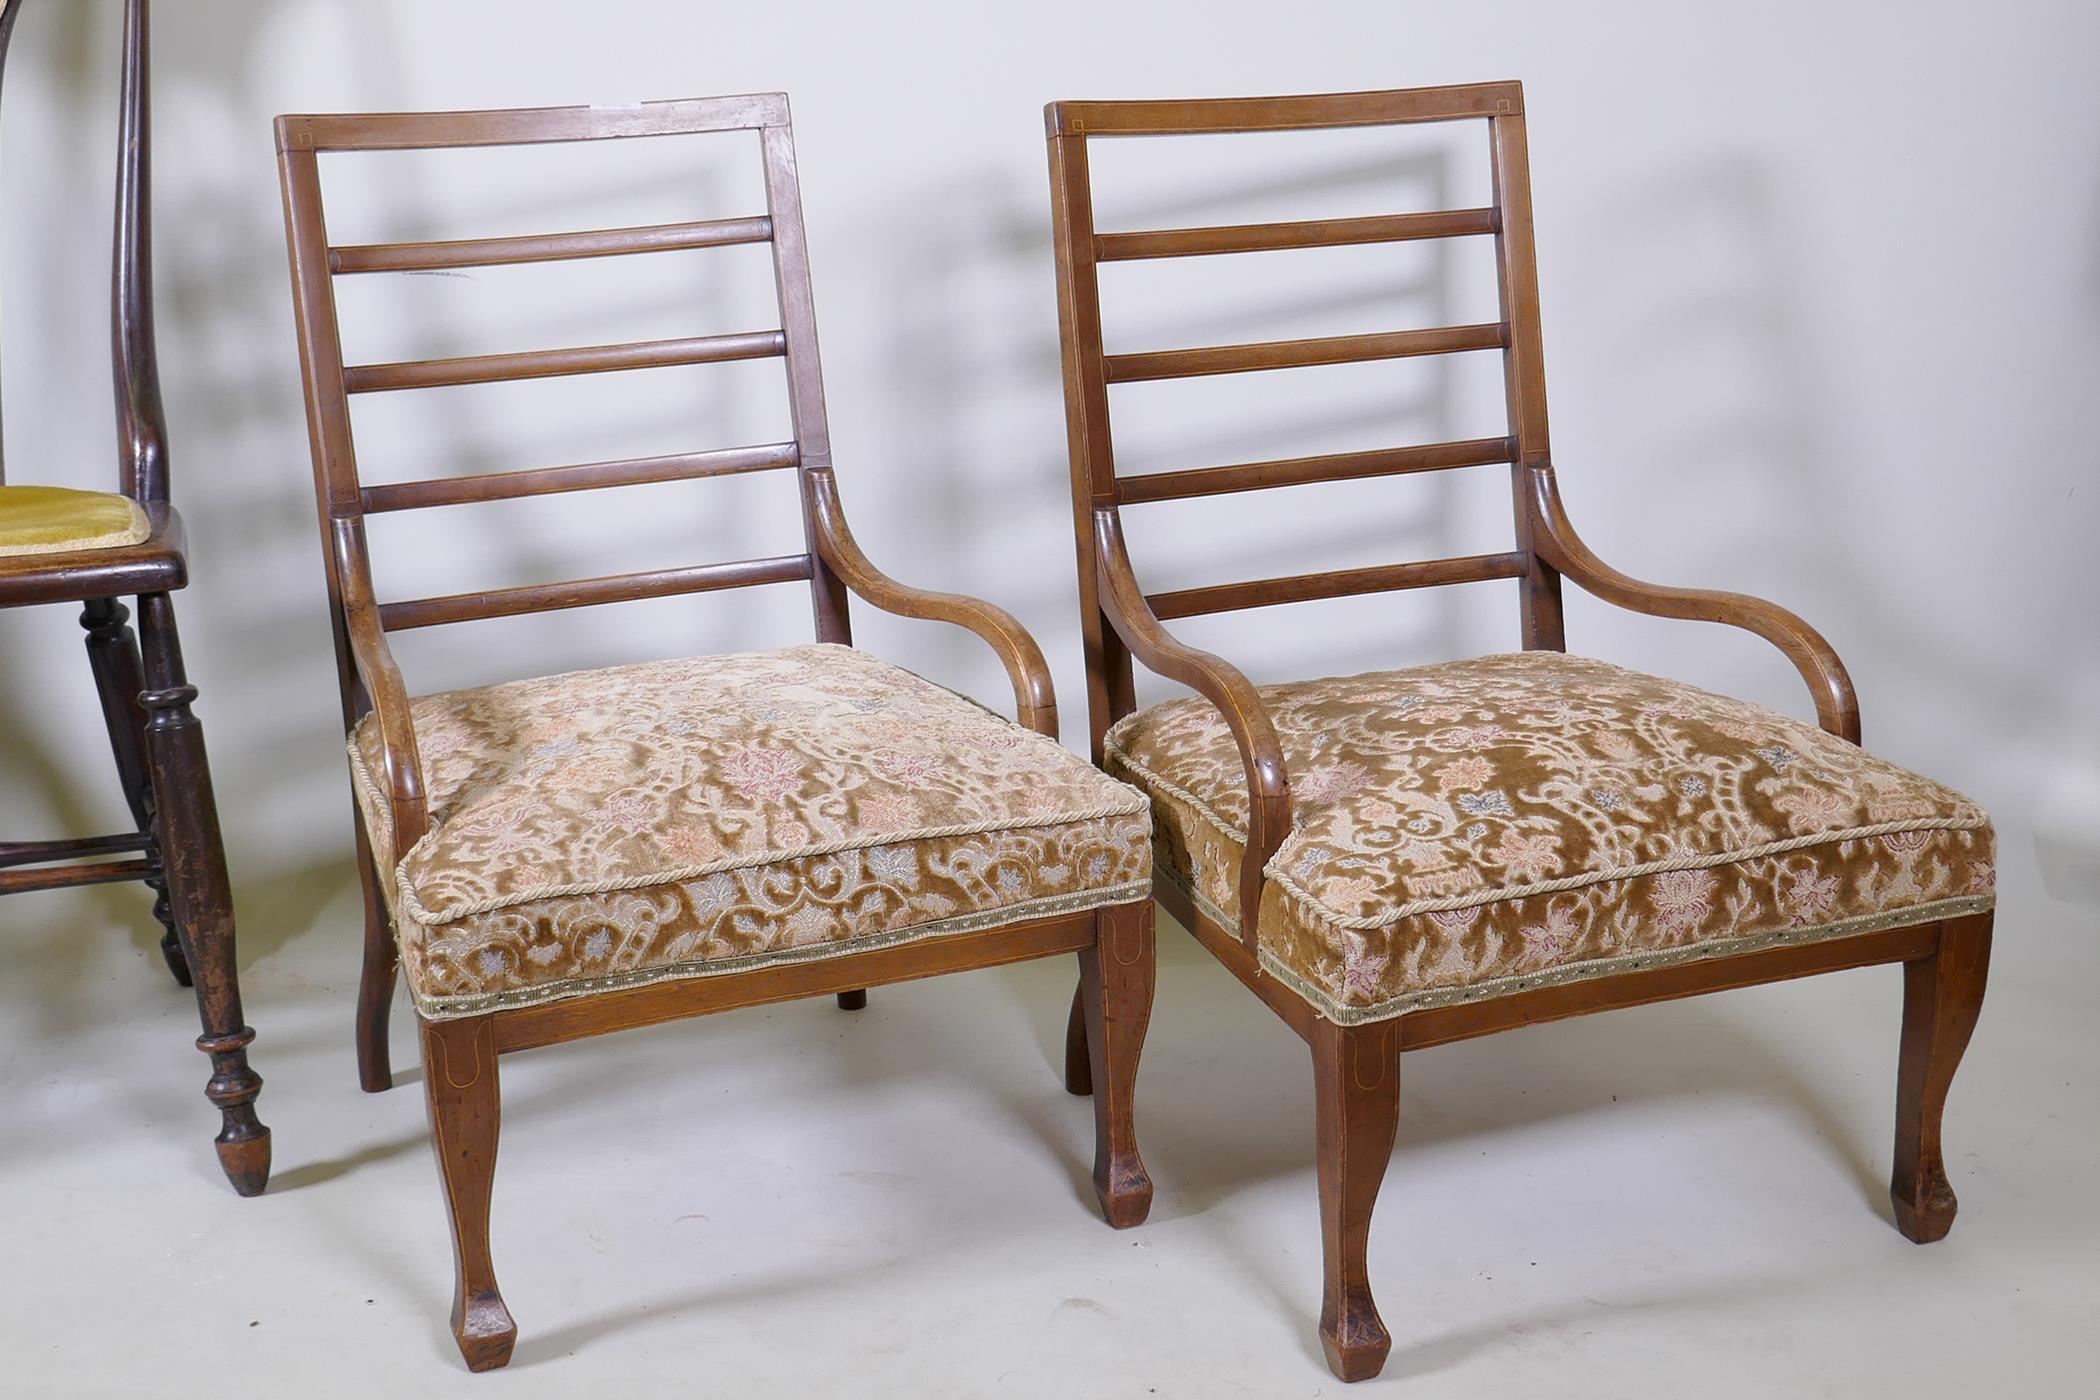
[1047,80,1558,633]
[277,91,849,644]
[1048,82,1522,137]
[276,93,789,153]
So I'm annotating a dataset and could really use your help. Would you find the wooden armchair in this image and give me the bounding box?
[275,94,1154,1371]
[0,0,268,1196]
[1045,83,1993,1382]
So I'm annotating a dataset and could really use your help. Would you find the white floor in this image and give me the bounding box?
[4,874,2094,1399]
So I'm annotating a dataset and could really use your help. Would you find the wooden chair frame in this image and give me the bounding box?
[1045,82,1989,1381]
[276,93,1152,1371]
[0,0,268,1196]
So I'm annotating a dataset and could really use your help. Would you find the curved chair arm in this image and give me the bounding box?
[806,469,1058,737]
[1094,509,1292,953]
[1522,465,1861,743]
[331,516,429,849]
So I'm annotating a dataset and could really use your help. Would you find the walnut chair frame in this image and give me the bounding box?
[277,94,1152,1371]
[0,0,268,1196]
[1046,82,1989,1381]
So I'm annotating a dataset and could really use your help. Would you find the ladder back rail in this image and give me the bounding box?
[1145,551,1528,621]
[357,443,800,514]
[1104,323,1507,384]
[378,555,815,631]
[329,216,774,274]
[342,330,785,394]
[1095,207,1497,261]
[1115,437,1514,505]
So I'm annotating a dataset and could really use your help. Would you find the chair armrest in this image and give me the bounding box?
[330,517,429,848]
[806,469,1058,737]
[1521,464,1861,743]
[1094,509,1291,952]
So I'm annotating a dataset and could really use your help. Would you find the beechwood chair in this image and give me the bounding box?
[0,0,268,1196]
[1046,83,1995,1382]
[276,94,1154,1371]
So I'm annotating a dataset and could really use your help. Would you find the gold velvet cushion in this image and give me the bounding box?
[0,484,149,556]
[1105,652,1994,1024]
[352,643,1151,1019]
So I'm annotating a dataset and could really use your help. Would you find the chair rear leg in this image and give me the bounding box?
[353,815,398,1093]
[1078,900,1153,1227]
[80,598,188,985]
[1063,977,1092,1096]
[1891,911,1992,1243]
[421,1014,516,1371]
[1311,1017,1402,1383]
[137,593,271,1197]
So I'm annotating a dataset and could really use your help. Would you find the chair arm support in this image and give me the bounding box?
[1094,509,1291,952]
[330,516,429,848]
[1522,464,1861,743]
[806,470,1058,737]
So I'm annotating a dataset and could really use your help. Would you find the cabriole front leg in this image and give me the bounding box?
[136,592,270,1196]
[1891,911,1992,1243]
[421,1014,516,1371]
[1311,1016,1402,1382]
[1080,899,1154,1227]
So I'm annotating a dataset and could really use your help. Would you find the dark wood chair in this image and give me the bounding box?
[275,93,1155,1372]
[0,0,268,1196]
[1045,82,1993,1382]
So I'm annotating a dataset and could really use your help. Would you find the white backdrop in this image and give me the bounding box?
[3,0,2094,1006]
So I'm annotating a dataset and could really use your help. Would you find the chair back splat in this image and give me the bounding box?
[1046,80,1570,760]
[274,93,852,739]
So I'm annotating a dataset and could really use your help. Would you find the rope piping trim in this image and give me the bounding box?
[348,724,1152,928]
[1157,860,1992,1025]
[405,880,1151,1020]
[1102,722,1989,933]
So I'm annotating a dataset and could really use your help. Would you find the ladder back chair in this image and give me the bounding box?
[0,0,269,1196]
[276,93,1155,1372]
[1045,82,1993,1382]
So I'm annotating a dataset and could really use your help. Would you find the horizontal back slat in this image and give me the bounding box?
[358,442,800,513]
[343,330,786,393]
[276,94,788,153]
[330,216,774,274]
[378,554,814,630]
[1146,551,1527,620]
[1049,82,1521,138]
[1105,323,1506,384]
[1096,208,1498,261]
[1116,436,1515,505]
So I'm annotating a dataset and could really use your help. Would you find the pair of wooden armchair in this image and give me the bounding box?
[273,85,1992,1380]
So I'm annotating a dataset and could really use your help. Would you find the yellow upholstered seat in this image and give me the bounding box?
[0,484,150,557]
[1106,652,1995,1023]
[353,643,1152,1019]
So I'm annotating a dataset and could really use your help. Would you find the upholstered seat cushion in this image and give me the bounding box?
[1105,652,1994,1024]
[0,484,149,556]
[352,644,1151,1018]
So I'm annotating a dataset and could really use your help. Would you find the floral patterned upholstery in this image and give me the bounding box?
[352,644,1151,1019]
[1105,652,1994,1024]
